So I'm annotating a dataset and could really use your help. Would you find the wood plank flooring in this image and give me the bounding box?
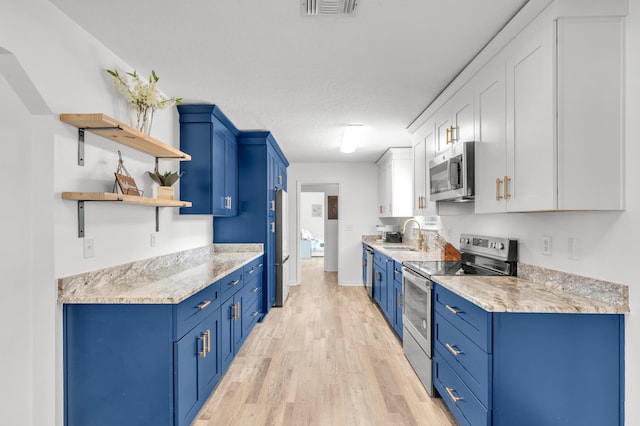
[193,257,456,426]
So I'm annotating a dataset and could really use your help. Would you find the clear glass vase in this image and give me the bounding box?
[132,106,155,135]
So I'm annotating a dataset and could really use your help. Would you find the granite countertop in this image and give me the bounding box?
[58,244,264,304]
[362,235,461,262]
[434,275,629,314]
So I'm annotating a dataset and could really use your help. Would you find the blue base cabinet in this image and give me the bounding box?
[64,257,263,426]
[433,283,624,426]
[178,104,239,216]
[213,132,288,315]
[372,250,403,339]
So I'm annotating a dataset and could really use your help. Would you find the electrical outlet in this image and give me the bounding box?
[542,236,552,256]
[150,233,157,247]
[83,238,94,258]
[568,238,580,260]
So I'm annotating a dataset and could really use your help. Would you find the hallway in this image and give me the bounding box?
[193,257,455,425]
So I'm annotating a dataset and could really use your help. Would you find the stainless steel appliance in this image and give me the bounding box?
[429,141,475,202]
[275,189,290,306]
[402,233,517,397]
[365,246,374,298]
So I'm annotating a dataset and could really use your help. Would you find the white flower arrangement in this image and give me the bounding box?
[106,68,182,133]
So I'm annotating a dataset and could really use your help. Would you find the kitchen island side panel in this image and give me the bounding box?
[64,304,174,426]
[492,313,624,426]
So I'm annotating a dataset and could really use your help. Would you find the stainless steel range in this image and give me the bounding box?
[401,234,518,396]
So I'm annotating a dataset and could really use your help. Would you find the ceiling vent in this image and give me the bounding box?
[302,0,359,16]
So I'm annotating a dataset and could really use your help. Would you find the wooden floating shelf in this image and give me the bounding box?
[60,113,191,161]
[62,192,192,207]
[62,192,192,236]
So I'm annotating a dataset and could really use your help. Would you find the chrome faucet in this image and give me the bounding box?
[402,218,424,251]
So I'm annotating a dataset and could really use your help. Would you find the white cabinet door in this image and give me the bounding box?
[377,157,391,217]
[556,17,624,210]
[505,14,556,212]
[434,86,474,153]
[412,136,426,216]
[377,148,412,218]
[451,86,475,144]
[474,59,508,214]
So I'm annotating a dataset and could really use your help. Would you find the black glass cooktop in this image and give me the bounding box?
[403,259,508,278]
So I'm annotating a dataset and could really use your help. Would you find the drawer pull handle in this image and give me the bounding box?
[230,279,240,287]
[445,305,461,315]
[252,311,259,317]
[395,270,401,274]
[445,387,462,403]
[199,334,207,358]
[197,300,211,310]
[248,269,255,275]
[258,263,263,268]
[445,343,462,356]
[252,288,259,293]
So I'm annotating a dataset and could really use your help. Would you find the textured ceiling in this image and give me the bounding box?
[50,0,528,163]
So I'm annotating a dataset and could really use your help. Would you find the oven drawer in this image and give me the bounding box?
[434,311,491,407]
[433,284,491,352]
[434,350,490,426]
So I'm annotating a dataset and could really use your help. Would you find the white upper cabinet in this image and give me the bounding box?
[377,148,413,218]
[412,121,437,217]
[473,2,625,213]
[434,85,475,153]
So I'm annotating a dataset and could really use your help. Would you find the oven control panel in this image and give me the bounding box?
[459,234,517,261]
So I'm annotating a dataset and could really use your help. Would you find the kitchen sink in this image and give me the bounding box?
[382,246,417,252]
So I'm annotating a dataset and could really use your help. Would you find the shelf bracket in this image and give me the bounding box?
[155,206,160,232]
[78,129,85,166]
[77,201,85,238]
[77,126,123,166]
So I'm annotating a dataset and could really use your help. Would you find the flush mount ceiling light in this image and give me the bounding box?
[340,124,365,153]
[302,0,359,16]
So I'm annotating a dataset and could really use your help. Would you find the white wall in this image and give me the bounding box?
[0,1,212,425]
[289,163,379,286]
[300,192,325,239]
[433,3,640,422]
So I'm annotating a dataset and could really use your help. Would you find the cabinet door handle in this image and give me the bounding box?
[270,200,275,211]
[278,175,283,185]
[504,175,511,199]
[252,287,259,293]
[395,270,401,274]
[445,387,463,403]
[252,311,259,317]
[205,330,211,353]
[496,178,503,201]
[445,343,462,356]
[199,333,207,358]
[197,300,211,310]
[398,294,404,308]
[271,222,275,233]
[379,205,383,214]
[445,305,461,315]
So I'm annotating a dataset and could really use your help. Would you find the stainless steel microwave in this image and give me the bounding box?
[429,141,475,202]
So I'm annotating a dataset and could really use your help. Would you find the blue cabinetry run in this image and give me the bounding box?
[372,249,403,339]
[64,256,263,426]
[432,283,624,426]
[214,131,288,314]
[178,104,239,216]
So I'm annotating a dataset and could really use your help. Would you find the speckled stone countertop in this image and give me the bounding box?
[58,244,264,304]
[364,234,628,314]
[362,233,460,262]
[434,275,629,314]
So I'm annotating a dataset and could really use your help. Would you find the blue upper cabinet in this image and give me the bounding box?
[214,131,288,314]
[178,104,239,216]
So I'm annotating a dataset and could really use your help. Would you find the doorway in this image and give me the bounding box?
[298,183,339,278]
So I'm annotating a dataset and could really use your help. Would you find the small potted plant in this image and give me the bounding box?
[147,169,183,200]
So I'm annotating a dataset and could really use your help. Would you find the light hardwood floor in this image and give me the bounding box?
[193,257,456,426]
